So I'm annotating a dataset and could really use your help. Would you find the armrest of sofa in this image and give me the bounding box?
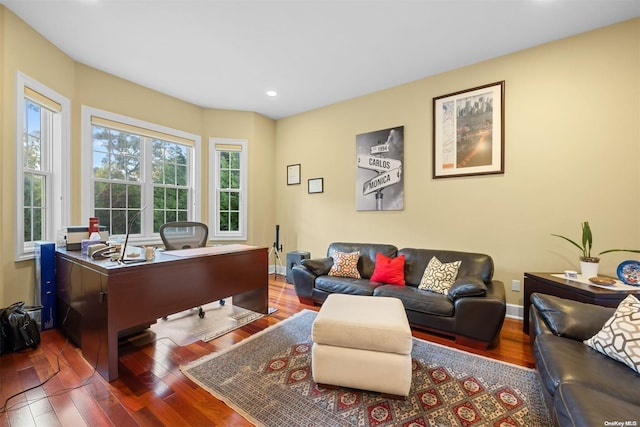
[300,257,333,276]
[454,280,506,346]
[529,304,554,338]
[530,292,614,341]
[291,257,333,300]
[447,276,487,301]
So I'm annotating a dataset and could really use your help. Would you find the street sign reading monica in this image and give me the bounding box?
[362,167,402,195]
[357,155,402,173]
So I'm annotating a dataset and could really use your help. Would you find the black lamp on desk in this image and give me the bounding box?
[116,205,147,264]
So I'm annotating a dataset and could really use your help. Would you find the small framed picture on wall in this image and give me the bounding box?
[308,178,323,194]
[287,164,301,185]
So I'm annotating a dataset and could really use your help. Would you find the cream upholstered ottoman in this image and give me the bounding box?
[311,294,413,397]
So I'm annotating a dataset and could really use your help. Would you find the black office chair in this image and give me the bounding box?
[159,221,224,318]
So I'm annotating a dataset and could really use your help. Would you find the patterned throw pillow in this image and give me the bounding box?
[328,250,361,279]
[418,256,461,295]
[584,294,640,373]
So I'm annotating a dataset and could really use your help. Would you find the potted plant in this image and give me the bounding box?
[552,221,640,278]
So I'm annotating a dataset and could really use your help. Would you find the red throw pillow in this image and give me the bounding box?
[370,253,406,286]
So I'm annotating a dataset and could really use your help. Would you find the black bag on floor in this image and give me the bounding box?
[0,302,41,354]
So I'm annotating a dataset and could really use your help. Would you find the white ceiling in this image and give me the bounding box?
[2,0,639,119]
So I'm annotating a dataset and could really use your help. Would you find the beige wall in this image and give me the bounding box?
[203,109,277,246]
[275,18,640,307]
[0,7,276,307]
[72,63,205,222]
[1,9,76,307]
[2,6,638,310]
[246,113,277,247]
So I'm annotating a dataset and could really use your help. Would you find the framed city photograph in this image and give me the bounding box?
[433,81,505,178]
[287,163,301,185]
[308,177,323,194]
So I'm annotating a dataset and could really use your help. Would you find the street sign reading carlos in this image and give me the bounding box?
[357,155,402,173]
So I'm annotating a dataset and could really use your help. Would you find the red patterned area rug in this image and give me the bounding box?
[181,310,552,427]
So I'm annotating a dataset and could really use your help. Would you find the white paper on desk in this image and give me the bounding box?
[123,245,144,261]
[163,244,257,257]
[551,273,640,291]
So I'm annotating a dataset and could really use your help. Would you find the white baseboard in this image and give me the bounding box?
[269,264,287,276]
[506,303,523,320]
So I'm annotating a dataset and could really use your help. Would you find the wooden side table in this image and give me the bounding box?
[523,272,640,334]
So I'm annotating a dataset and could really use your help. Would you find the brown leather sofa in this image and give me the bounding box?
[291,242,506,349]
[530,293,640,426]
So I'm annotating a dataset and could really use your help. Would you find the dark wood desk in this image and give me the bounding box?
[523,272,640,334]
[55,245,268,381]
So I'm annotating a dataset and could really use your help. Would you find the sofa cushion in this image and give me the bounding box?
[418,256,461,295]
[315,276,380,296]
[584,294,640,374]
[373,285,454,317]
[554,383,640,427]
[327,243,398,279]
[370,253,405,286]
[446,276,487,301]
[399,248,493,287]
[534,333,640,402]
[328,250,361,279]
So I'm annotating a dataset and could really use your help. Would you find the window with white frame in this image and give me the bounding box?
[81,107,201,242]
[15,73,70,261]
[209,138,248,240]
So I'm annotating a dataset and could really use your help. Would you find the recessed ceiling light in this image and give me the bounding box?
[266,90,278,97]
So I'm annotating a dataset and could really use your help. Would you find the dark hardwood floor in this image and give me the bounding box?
[0,276,534,426]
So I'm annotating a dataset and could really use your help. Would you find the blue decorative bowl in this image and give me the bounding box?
[616,260,640,286]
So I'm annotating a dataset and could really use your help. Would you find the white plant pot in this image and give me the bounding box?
[580,261,599,279]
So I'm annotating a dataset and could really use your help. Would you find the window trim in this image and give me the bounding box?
[81,106,202,244]
[15,72,70,261]
[209,138,248,241]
